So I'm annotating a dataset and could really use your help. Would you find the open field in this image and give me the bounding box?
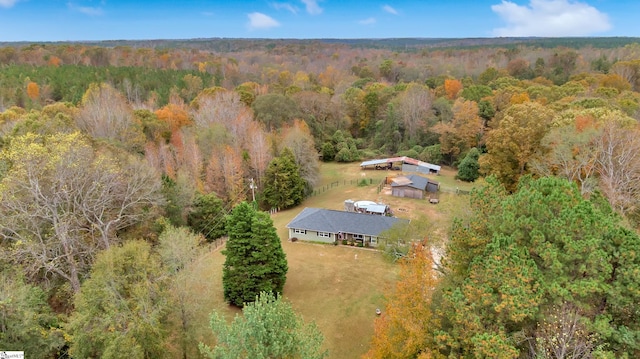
[185,162,478,358]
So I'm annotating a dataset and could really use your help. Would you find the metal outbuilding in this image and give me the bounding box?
[360,156,441,174]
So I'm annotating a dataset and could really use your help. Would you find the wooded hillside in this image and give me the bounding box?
[1,38,640,358]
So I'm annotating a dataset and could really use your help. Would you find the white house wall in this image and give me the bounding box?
[289,228,335,244]
[288,228,381,247]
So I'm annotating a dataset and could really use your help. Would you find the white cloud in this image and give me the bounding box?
[491,0,611,36]
[247,12,281,30]
[272,2,299,14]
[301,0,322,15]
[67,2,104,16]
[382,5,398,15]
[358,17,376,25]
[0,0,20,8]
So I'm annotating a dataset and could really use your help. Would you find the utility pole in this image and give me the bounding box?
[250,178,256,203]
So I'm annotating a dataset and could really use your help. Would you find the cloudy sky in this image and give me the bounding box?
[0,0,637,42]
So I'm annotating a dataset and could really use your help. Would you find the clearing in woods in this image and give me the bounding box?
[183,161,478,358]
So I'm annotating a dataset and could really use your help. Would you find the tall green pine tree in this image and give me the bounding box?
[433,176,640,358]
[456,147,481,182]
[223,202,288,307]
[187,192,227,242]
[262,147,306,209]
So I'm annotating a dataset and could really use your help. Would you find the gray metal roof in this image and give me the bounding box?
[391,174,436,191]
[366,204,388,214]
[360,156,441,172]
[360,158,390,167]
[286,208,408,236]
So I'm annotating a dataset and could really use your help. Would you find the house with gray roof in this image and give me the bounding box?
[286,207,409,247]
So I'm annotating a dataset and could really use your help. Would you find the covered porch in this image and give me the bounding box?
[336,231,379,247]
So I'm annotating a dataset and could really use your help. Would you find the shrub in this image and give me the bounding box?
[419,144,443,164]
[396,149,419,159]
[321,142,335,161]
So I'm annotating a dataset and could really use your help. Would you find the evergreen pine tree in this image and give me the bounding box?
[321,141,336,161]
[222,202,288,307]
[456,147,481,182]
[262,147,306,209]
[187,192,227,242]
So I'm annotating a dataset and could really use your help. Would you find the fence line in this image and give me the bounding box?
[308,179,472,197]
[439,186,471,195]
[310,178,383,196]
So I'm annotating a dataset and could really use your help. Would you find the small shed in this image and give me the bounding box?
[345,200,391,216]
[391,174,439,200]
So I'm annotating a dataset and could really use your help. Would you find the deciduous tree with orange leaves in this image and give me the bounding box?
[26,81,40,101]
[364,240,438,359]
[155,103,192,131]
[444,78,463,100]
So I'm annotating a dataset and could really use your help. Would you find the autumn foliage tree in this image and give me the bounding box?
[480,102,554,191]
[365,240,438,359]
[594,121,640,221]
[529,118,600,195]
[76,83,145,151]
[157,224,208,359]
[433,98,482,165]
[444,78,463,100]
[396,83,433,144]
[26,81,40,101]
[0,132,162,292]
[155,103,192,131]
[68,241,170,359]
[281,119,320,192]
[252,93,299,130]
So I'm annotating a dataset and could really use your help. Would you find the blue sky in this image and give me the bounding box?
[0,0,638,42]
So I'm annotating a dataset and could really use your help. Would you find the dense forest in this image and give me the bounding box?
[1,37,640,358]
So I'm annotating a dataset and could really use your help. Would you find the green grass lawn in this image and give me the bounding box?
[184,162,478,358]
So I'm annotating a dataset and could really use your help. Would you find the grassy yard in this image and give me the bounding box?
[183,162,478,358]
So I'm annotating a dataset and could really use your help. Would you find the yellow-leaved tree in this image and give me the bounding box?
[0,132,163,292]
[364,240,438,359]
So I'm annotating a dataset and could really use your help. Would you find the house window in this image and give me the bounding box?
[353,234,364,240]
[317,232,331,238]
[370,237,378,245]
[294,229,306,234]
